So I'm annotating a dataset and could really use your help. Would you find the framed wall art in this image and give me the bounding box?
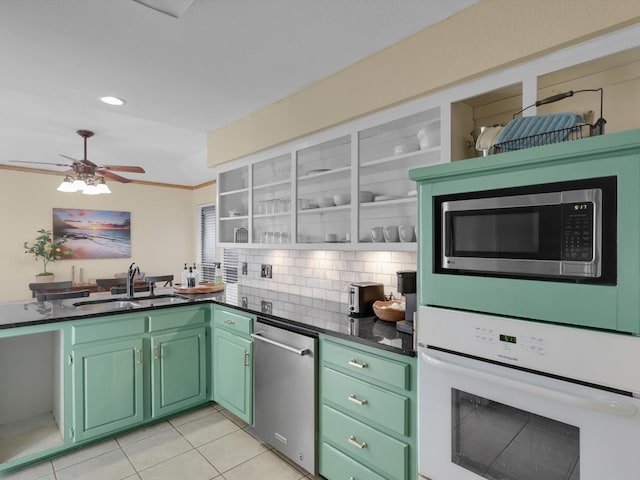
[52,208,131,259]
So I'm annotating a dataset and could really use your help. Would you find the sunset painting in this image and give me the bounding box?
[52,209,131,259]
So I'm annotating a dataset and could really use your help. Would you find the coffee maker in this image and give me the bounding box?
[396,270,416,334]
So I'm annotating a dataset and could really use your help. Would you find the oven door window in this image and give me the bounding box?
[452,389,580,480]
[447,206,561,259]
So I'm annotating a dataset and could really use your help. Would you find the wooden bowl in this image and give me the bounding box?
[373,300,405,322]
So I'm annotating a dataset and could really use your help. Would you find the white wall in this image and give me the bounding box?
[0,169,216,301]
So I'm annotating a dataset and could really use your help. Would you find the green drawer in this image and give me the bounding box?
[320,442,386,480]
[321,404,409,480]
[72,314,146,345]
[214,306,253,336]
[322,339,410,391]
[323,367,409,436]
[148,305,206,332]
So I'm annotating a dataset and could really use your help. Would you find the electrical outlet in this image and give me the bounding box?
[261,264,272,278]
[261,300,272,315]
[241,262,248,275]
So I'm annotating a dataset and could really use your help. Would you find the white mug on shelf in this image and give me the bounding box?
[383,226,399,242]
[370,226,384,243]
[399,225,416,242]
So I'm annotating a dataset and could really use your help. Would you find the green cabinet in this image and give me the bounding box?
[318,335,417,480]
[71,337,144,442]
[212,305,254,424]
[69,305,209,442]
[150,326,207,418]
[70,312,146,441]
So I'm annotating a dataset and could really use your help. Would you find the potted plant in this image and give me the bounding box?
[24,229,72,282]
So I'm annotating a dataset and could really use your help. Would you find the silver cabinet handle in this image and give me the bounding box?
[348,359,368,369]
[154,345,161,360]
[348,394,368,406]
[251,332,310,356]
[136,349,142,365]
[224,319,235,325]
[244,351,249,367]
[348,435,367,449]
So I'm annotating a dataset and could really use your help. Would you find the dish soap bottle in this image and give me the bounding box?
[181,263,188,286]
[214,262,223,286]
[192,263,200,284]
[186,266,197,288]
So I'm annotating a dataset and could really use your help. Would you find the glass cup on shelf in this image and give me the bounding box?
[274,198,282,214]
[273,232,281,243]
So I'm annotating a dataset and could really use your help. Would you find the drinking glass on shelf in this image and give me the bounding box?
[258,201,267,215]
[273,232,281,243]
[282,197,290,213]
[266,200,275,215]
[274,198,282,214]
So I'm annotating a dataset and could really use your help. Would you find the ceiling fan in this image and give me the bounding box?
[10,129,146,184]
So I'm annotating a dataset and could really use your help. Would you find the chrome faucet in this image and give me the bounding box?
[127,262,140,298]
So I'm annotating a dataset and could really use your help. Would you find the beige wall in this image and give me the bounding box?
[207,0,640,166]
[1,170,215,302]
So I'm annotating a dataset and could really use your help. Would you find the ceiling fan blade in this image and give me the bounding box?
[10,159,72,168]
[59,154,81,163]
[101,170,132,183]
[99,165,146,173]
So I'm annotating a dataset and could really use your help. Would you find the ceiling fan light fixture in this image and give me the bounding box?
[82,184,100,195]
[99,96,126,106]
[95,179,111,194]
[72,178,87,191]
[57,176,77,192]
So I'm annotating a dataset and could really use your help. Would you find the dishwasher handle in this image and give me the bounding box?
[251,332,311,356]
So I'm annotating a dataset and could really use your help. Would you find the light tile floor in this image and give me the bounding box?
[3,404,319,480]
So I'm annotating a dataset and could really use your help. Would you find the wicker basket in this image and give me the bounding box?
[373,300,405,322]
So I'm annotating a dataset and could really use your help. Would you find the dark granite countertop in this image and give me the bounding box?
[0,286,415,356]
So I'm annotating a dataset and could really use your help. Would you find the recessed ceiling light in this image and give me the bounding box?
[99,96,126,106]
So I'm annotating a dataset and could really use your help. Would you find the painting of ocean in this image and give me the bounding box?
[52,209,131,259]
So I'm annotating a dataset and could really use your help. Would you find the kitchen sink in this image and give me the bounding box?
[73,294,190,312]
[133,294,190,306]
[73,300,141,312]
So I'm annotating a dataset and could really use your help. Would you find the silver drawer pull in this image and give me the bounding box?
[348,394,368,406]
[348,359,368,369]
[154,345,161,360]
[224,319,235,325]
[348,435,367,449]
[349,477,355,480]
[136,349,143,365]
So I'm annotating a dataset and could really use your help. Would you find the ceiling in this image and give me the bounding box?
[0,0,477,187]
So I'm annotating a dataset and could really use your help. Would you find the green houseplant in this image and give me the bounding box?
[24,229,72,280]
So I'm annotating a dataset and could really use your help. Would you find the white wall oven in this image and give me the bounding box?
[417,306,640,480]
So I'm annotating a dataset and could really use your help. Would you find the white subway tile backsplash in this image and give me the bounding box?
[235,248,416,303]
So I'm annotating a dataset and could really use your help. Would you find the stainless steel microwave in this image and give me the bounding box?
[435,176,617,284]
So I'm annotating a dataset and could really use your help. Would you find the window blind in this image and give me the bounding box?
[199,204,216,282]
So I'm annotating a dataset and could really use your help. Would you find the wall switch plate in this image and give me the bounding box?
[261,264,272,278]
[261,300,272,315]
[241,262,248,275]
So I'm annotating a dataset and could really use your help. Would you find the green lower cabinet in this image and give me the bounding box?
[319,335,417,480]
[71,338,144,442]
[212,328,253,424]
[150,327,207,418]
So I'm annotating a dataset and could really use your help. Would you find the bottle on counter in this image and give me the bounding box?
[186,267,197,288]
[181,263,188,286]
[214,262,223,286]
[192,263,200,284]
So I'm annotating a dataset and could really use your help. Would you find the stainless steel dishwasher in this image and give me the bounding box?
[250,318,317,474]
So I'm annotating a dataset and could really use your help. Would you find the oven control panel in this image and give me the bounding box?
[419,306,640,394]
[475,326,547,357]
